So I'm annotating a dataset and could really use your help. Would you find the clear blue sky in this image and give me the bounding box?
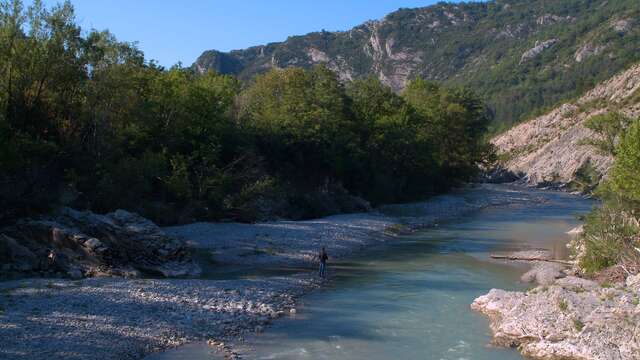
[32,0,453,67]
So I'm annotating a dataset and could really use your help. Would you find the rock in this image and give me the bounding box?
[555,276,600,292]
[611,19,631,33]
[0,207,201,278]
[83,238,104,251]
[520,39,558,64]
[492,64,640,187]
[567,225,584,234]
[521,262,566,285]
[626,273,640,290]
[479,165,522,184]
[472,276,640,360]
[575,42,605,63]
[0,234,39,272]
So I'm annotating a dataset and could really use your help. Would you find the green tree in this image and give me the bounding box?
[582,112,633,156]
[238,65,356,185]
[608,119,640,204]
[403,78,492,182]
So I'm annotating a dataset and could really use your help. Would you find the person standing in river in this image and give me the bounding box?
[318,247,329,278]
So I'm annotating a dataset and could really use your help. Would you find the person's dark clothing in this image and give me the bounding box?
[318,250,328,278]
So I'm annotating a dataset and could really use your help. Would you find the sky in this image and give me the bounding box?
[31,0,452,67]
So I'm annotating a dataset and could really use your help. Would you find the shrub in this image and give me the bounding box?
[558,298,569,312]
[573,318,585,332]
[579,119,640,273]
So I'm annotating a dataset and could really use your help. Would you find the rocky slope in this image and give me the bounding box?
[492,63,640,186]
[194,0,640,125]
[472,273,640,360]
[0,208,201,279]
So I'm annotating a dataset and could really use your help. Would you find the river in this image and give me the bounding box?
[148,186,594,360]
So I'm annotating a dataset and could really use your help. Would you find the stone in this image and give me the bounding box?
[520,39,558,63]
[0,207,201,278]
[492,64,640,187]
[83,238,103,251]
[566,225,584,234]
[0,234,38,272]
[472,276,640,359]
[521,262,566,285]
[626,273,640,290]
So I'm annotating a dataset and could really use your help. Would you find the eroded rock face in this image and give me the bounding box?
[0,208,201,278]
[492,63,640,187]
[472,276,640,360]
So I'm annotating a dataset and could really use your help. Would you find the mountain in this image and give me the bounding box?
[194,0,639,127]
[492,63,640,188]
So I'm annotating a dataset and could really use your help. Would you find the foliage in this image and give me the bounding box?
[567,160,601,194]
[194,0,640,129]
[581,112,633,156]
[608,120,640,204]
[0,0,494,225]
[579,199,640,273]
[580,118,640,273]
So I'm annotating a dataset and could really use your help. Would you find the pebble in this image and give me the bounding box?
[0,185,547,360]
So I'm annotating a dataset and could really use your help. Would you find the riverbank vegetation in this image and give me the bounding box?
[0,1,492,225]
[579,112,640,275]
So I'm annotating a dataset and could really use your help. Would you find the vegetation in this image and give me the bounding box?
[558,298,569,312]
[195,0,640,130]
[573,318,585,332]
[581,112,633,156]
[580,114,640,274]
[0,1,492,225]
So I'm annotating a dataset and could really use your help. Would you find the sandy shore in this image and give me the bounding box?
[0,184,546,360]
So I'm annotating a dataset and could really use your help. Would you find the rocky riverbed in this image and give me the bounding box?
[0,185,557,360]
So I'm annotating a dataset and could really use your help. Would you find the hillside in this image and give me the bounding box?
[492,63,640,187]
[194,0,640,126]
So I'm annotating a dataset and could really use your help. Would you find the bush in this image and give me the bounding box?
[579,203,640,273]
[579,119,640,273]
[608,120,640,204]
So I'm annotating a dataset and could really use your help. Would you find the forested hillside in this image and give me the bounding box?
[195,0,640,129]
[0,1,491,225]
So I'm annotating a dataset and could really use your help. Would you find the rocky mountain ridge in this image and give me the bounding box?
[194,0,640,125]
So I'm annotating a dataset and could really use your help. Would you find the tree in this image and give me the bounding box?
[403,78,493,182]
[238,65,356,185]
[608,119,640,204]
[582,112,633,156]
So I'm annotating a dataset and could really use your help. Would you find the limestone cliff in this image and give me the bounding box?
[492,64,640,186]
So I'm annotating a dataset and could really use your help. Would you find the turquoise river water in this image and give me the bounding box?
[149,186,594,360]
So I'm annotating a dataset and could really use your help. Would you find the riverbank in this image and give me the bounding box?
[472,260,640,359]
[469,215,640,359]
[0,184,553,360]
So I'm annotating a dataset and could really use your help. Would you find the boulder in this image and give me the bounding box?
[0,207,201,278]
[0,234,39,272]
[521,262,566,285]
[479,165,522,184]
[472,275,640,359]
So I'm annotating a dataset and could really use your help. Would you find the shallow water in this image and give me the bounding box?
[149,186,594,360]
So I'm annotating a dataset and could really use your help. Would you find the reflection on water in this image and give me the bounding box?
[148,186,593,360]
